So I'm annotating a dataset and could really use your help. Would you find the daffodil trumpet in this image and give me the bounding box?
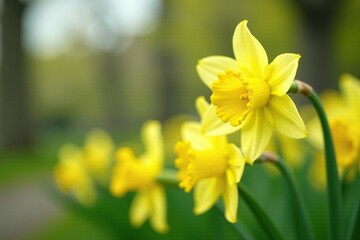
[288,79,343,240]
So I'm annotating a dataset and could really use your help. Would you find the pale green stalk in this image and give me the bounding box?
[258,152,314,240]
[157,168,251,239]
[289,80,343,240]
[346,181,360,240]
[216,202,253,240]
[238,184,284,240]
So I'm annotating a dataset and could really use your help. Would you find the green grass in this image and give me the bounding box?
[28,213,114,240]
[0,150,51,186]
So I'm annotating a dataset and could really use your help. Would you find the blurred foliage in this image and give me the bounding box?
[24,0,360,133]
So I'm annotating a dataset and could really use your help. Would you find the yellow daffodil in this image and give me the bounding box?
[110,121,168,233]
[307,74,360,188]
[175,97,245,223]
[196,20,307,164]
[83,129,114,183]
[54,144,96,206]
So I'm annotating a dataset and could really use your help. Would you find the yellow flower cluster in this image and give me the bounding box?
[53,20,308,231]
[54,129,114,206]
[54,122,169,233]
[196,20,307,164]
[173,20,308,223]
[53,19,360,236]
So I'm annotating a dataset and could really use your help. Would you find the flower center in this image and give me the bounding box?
[175,141,228,192]
[110,148,158,197]
[211,71,270,126]
[245,77,271,109]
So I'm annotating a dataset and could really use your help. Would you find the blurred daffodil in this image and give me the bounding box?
[83,129,114,183]
[308,152,327,190]
[175,97,245,223]
[307,74,360,188]
[196,20,307,164]
[110,121,168,233]
[54,144,96,206]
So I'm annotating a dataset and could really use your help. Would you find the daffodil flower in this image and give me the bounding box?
[54,144,96,206]
[175,97,245,223]
[197,20,307,164]
[307,74,360,186]
[110,121,168,233]
[83,129,114,183]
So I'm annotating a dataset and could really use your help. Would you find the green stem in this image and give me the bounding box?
[238,184,284,240]
[216,202,253,240]
[308,90,343,240]
[157,168,179,188]
[158,168,251,239]
[259,153,314,240]
[289,80,343,239]
[346,180,360,240]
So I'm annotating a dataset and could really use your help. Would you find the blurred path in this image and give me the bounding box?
[0,178,62,240]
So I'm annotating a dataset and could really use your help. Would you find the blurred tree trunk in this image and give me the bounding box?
[156,50,178,120]
[292,0,346,91]
[0,0,32,149]
[155,0,179,120]
[88,0,124,130]
[99,50,124,129]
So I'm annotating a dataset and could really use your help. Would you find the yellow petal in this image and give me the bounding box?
[320,90,343,115]
[150,185,169,233]
[226,144,245,183]
[222,180,238,223]
[142,120,163,162]
[197,56,239,88]
[269,95,308,139]
[267,53,300,96]
[194,178,222,215]
[201,104,240,136]
[181,121,212,150]
[241,109,273,164]
[130,189,150,228]
[233,20,268,78]
[340,74,360,115]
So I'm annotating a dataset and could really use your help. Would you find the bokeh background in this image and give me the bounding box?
[0,0,359,239]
